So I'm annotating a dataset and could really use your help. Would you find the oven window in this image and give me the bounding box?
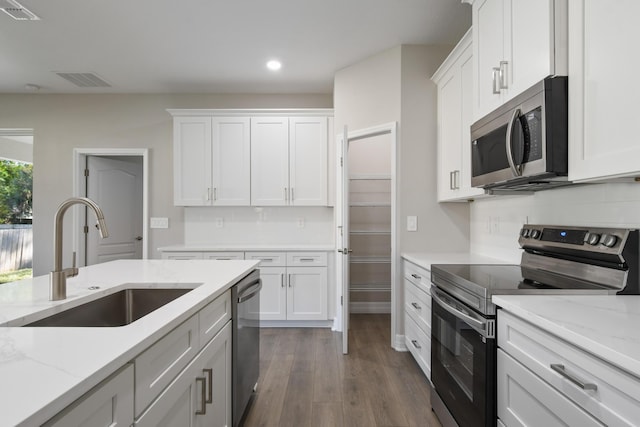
[431,297,496,427]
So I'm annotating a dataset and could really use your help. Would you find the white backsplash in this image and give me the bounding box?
[470,182,640,263]
[184,206,335,246]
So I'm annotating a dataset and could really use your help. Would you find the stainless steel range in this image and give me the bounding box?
[429,224,639,427]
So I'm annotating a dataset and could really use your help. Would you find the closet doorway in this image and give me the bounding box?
[337,123,397,354]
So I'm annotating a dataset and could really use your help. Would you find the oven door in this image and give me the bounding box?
[431,287,496,427]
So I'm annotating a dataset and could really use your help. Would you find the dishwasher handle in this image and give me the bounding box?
[237,279,262,303]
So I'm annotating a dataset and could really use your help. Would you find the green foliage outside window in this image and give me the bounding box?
[0,160,33,224]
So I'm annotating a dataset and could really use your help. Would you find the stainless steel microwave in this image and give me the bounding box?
[470,76,568,192]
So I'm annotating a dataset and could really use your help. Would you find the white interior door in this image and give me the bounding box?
[86,156,143,265]
[340,127,350,354]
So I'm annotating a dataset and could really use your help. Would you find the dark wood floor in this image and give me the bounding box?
[242,314,442,427]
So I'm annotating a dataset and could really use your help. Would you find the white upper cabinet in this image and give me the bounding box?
[250,117,290,206]
[433,30,485,202]
[212,117,251,205]
[173,116,250,206]
[470,0,567,120]
[170,110,332,207]
[289,117,328,206]
[568,0,640,182]
[173,116,213,206]
[251,116,328,206]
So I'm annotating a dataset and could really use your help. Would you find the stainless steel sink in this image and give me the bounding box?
[25,288,193,327]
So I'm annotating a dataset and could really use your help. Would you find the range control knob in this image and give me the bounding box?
[600,234,618,248]
[585,233,600,245]
[520,228,530,238]
[530,229,541,239]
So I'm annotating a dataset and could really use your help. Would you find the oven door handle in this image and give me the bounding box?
[237,279,262,303]
[432,288,494,338]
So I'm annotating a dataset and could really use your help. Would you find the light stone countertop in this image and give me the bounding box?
[158,244,336,252]
[493,295,640,379]
[401,252,510,270]
[0,259,259,426]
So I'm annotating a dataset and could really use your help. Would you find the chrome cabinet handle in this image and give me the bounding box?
[203,368,213,403]
[291,187,294,202]
[411,340,421,349]
[550,364,597,391]
[213,187,217,201]
[453,170,460,190]
[411,302,421,310]
[288,274,292,288]
[206,188,211,201]
[449,171,455,190]
[195,377,207,415]
[300,258,315,262]
[411,274,421,280]
[284,187,288,201]
[492,67,501,94]
[281,273,285,288]
[499,61,509,89]
[506,108,522,177]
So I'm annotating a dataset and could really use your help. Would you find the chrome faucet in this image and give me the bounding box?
[50,197,109,301]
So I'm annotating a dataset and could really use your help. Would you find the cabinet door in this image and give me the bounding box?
[438,60,464,201]
[289,117,328,206]
[256,266,287,320]
[497,349,602,427]
[286,267,328,320]
[460,51,485,199]
[44,364,134,427]
[251,117,289,205]
[505,0,555,99]
[568,0,640,182]
[473,0,505,119]
[173,116,212,206]
[196,322,232,427]
[212,117,250,206]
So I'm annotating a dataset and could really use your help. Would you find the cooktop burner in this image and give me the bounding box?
[431,224,640,316]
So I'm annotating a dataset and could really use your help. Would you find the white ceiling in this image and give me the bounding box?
[0,0,471,94]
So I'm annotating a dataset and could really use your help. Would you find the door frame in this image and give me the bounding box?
[335,122,398,352]
[72,148,149,266]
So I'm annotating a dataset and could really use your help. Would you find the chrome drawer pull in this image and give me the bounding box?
[411,340,421,349]
[195,377,207,414]
[550,364,597,391]
[203,368,213,403]
[300,258,315,262]
[411,302,421,310]
[411,273,421,280]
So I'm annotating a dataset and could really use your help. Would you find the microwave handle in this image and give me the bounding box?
[505,108,522,177]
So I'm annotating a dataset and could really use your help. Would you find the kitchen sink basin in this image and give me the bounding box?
[25,288,193,327]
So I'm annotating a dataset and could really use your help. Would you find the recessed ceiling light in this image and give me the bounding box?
[266,60,282,71]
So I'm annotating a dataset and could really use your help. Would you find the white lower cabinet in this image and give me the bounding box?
[43,364,134,427]
[136,322,231,427]
[402,259,432,379]
[498,309,640,427]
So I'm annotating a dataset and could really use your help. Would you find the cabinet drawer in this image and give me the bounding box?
[199,290,231,345]
[404,278,431,333]
[499,310,640,426]
[135,314,200,416]
[245,251,286,266]
[403,260,430,294]
[44,364,134,427]
[202,251,244,260]
[498,349,602,427]
[404,314,431,379]
[287,252,327,266]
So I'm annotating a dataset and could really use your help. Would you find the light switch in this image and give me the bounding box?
[150,217,169,229]
[407,216,418,232]
[215,217,224,228]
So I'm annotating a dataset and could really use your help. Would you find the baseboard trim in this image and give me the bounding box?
[394,334,407,351]
[259,320,333,328]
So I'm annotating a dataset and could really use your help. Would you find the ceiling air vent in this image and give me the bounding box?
[55,72,112,88]
[0,0,39,20]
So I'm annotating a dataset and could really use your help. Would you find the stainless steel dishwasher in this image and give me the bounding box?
[232,270,261,427]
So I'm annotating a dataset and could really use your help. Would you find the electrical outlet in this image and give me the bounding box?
[407,216,418,232]
[215,217,224,228]
[297,218,305,228]
[150,217,169,229]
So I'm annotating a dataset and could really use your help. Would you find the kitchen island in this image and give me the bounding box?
[0,259,259,426]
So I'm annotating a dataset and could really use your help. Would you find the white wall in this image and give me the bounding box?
[470,183,640,263]
[0,93,332,275]
[184,206,334,246]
